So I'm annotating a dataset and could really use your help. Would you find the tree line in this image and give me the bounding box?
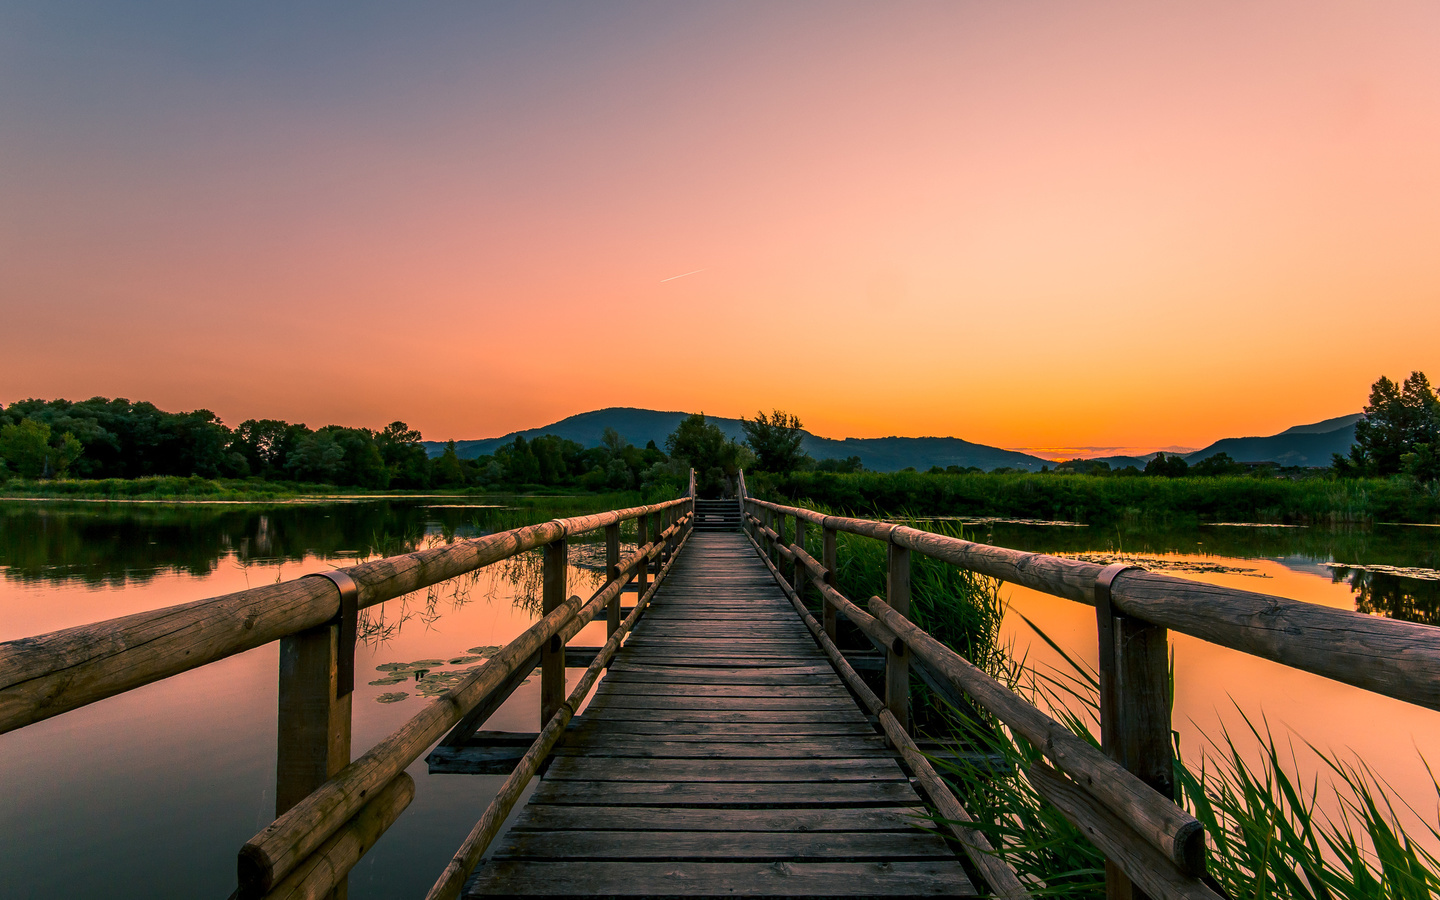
[4,377,1436,491]
[0,398,818,494]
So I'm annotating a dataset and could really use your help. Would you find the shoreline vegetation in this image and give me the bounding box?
[5,467,1440,524]
[789,508,1440,897]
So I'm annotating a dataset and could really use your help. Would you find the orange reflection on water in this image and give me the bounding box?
[1000,555,1440,852]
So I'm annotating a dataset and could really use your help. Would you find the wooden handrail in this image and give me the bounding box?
[743,500,1219,899]
[425,521,696,900]
[239,510,692,894]
[0,498,691,734]
[744,497,1440,711]
[741,529,1031,900]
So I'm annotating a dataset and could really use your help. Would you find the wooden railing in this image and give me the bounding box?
[741,484,1440,900]
[0,485,696,900]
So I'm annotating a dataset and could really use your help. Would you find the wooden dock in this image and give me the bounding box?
[464,531,977,898]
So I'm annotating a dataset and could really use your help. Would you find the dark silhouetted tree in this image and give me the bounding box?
[741,409,809,473]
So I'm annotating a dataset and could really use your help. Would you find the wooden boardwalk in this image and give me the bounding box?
[464,531,976,898]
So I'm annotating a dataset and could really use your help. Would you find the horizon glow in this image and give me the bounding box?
[3,2,1437,448]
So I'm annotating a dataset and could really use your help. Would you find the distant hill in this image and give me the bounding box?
[423,407,1050,472]
[1185,413,1361,467]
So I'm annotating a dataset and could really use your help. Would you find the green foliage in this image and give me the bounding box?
[1054,458,1112,476]
[741,409,810,473]
[1191,451,1244,477]
[0,419,83,477]
[816,456,864,473]
[1341,372,1440,477]
[762,469,1440,524]
[1144,452,1189,478]
[666,413,747,497]
[931,625,1440,898]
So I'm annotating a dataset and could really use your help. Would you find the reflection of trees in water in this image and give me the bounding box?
[0,501,492,586]
[1331,568,1440,626]
[355,532,607,645]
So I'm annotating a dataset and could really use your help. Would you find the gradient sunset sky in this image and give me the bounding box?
[3,2,1437,451]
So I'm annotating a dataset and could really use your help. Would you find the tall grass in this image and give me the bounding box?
[933,624,1440,898]
[762,470,1440,526]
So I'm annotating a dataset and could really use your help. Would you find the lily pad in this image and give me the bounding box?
[448,655,483,665]
[409,659,444,668]
[375,692,409,703]
[375,662,412,672]
[467,646,500,655]
[369,675,407,686]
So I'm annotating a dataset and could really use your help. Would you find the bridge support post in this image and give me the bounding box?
[885,542,911,733]
[792,517,808,608]
[636,516,649,599]
[276,575,355,899]
[1096,564,1176,900]
[822,526,838,641]
[542,538,568,724]
[605,523,622,637]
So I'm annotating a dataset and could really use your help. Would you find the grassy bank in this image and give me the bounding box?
[759,470,1440,525]
[941,639,1440,898]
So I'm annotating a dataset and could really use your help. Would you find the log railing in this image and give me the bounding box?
[741,483,1440,900]
[0,483,696,900]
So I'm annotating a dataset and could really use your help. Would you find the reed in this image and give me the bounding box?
[767,471,1440,526]
[930,622,1440,898]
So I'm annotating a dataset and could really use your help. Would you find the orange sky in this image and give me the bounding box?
[2,2,1437,448]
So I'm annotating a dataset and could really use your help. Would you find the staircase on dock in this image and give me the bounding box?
[690,498,742,532]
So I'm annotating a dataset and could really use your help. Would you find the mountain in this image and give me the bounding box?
[423,407,1050,472]
[1185,414,1361,467]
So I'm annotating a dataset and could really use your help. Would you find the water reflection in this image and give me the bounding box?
[0,500,495,586]
[1332,567,1440,626]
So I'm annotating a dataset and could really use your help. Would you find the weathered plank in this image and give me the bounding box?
[463,532,975,898]
[466,860,975,897]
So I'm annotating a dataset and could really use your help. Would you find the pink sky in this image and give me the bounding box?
[2,2,1437,447]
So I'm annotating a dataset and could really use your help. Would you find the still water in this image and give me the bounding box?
[1,501,1437,896]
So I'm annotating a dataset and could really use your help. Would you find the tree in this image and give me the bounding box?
[1339,371,1440,476]
[0,419,83,477]
[1144,452,1189,478]
[815,456,863,473]
[434,440,466,486]
[666,413,745,497]
[741,409,809,473]
[1191,452,1243,477]
[376,421,430,488]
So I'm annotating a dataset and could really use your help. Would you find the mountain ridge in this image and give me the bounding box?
[422,407,1362,472]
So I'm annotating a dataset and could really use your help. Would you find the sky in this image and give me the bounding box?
[3,2,1438,450]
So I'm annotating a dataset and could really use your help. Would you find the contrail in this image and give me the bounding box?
[660,268,707,283]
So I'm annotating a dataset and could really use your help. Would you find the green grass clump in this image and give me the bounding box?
[934,631,1440,898]
[760,470,1440,525]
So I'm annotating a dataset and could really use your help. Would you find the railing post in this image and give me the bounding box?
[541,538,568,724]
[1096,564,1176,900]
[276,573,356,899]
[792,516,808,605]
[774,513,786,573]
[605,522,621,637]
[822,525,838,641]
[636,515,649,598]
[885,541,911,733]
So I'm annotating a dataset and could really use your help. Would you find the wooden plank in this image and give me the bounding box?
[464,860,974,898]
[510,805,930,833]
[527,780,923,807]
[574,709,871,724]
[569,721,878,737]
[587,696,859,712]
[543,757,904,783]
[491,830,956,861]
[554,740,891,759]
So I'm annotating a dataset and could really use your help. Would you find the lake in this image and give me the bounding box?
[1,499,1436,896]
